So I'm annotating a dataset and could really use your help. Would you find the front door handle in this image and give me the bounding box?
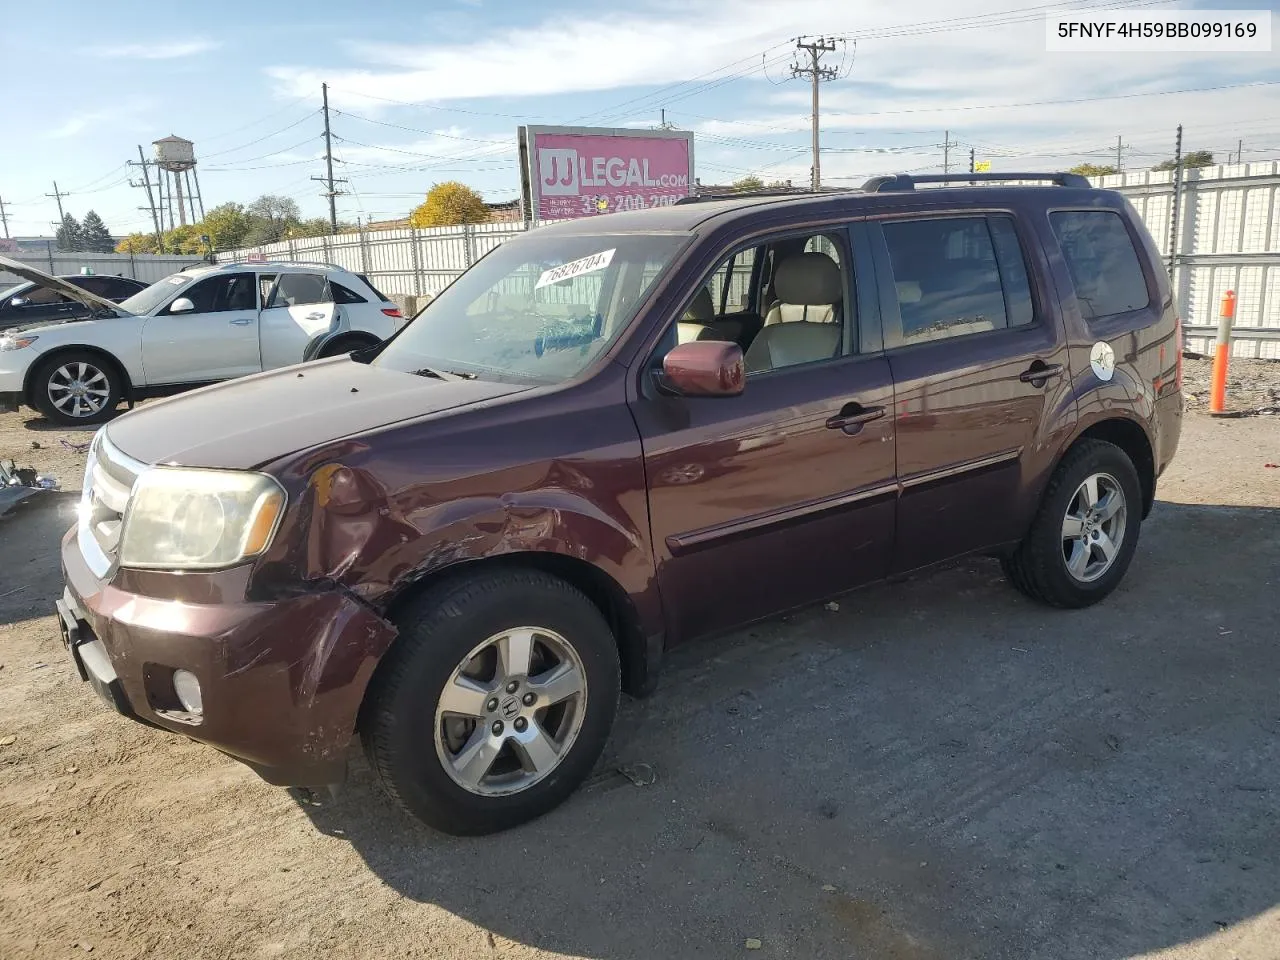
[1019,361,1063,385]
[229,317,254,326]
[306,312,326,321]
[826,403,885,435]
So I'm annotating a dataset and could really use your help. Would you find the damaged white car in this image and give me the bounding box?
[0,256,403,425]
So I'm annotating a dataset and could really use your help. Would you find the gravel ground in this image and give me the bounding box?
[1,405,1278,960]
[1180,356,1280,417]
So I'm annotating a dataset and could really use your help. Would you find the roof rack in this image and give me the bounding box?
[861,172,1091,193]
[675,188,849,205]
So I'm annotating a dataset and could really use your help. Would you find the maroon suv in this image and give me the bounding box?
[56,173,1183,834]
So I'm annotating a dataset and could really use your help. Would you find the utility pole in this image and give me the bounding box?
[311,82,347,234]
[1168,124,1184,280]
[791,37,839,191]
[129,146,163,247]
[46,181,68,225]
[942,130,959,174]
[1116,135,1127,171]
[0,196,9,239]
[1234,138,1243,164]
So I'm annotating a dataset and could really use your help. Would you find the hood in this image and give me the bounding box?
[104,357,529,469]
[0,255,128,315]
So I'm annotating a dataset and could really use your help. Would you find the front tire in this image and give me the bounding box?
[1003,439,1143,609]
[361,569,621,835]
[31,350,122,425]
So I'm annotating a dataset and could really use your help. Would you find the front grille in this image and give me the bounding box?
[78,430,147,577]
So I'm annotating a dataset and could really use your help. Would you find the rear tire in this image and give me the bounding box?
[361,569,621,835]
[1003,439,1143,609]
[316,335,379,359]
[31,350,122,426]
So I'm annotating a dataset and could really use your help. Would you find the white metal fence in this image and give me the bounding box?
[215,165,1280,358]
[0,250,205,288]
[216,222,529,300]
[1097,162,1280,358]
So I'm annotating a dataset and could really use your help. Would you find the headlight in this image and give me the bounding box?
[0,335,38,351]
[119,468,286,570]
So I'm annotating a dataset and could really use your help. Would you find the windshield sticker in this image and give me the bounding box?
[534,249,615,290]
[167,276,188,285]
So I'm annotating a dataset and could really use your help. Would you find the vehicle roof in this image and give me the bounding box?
[533,182,1122,237]
[203,260,362,276]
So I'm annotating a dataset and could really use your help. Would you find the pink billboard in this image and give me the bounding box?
[519,126,694,222]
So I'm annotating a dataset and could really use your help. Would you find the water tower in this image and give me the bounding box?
[153,135,204,228]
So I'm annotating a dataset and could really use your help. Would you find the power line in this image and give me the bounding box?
[200,110,321,159]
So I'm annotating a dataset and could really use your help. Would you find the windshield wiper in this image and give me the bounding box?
[410,367,478,381]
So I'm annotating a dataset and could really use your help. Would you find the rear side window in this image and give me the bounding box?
[881,215,1033,344]
[1049,211,1151,319]
[330,282,367,304]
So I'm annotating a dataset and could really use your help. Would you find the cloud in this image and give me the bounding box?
[91,38,220,60]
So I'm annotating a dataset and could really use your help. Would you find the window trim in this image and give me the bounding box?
[1045,207,1156,324]
[869,211,1045,353]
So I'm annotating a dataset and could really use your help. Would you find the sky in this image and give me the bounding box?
[1,0,1277,238]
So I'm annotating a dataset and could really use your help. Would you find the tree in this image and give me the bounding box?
[79,210,114,252]
[410,182,490,227]
[55,213,82,252]
[289,217,339,239]
[202,202,252,250]
[243,195,303,245]
[1153,150,1214,172]
[732,175,765,193]
[1069,163,1118,177]
[115,232,158,255]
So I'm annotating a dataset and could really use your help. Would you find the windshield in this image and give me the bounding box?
[376,231,689,383]
[118,273,195,315]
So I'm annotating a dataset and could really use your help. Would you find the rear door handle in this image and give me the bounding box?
[826,403,885,435]
[1019,361,1063,385]
[229,317,254,326]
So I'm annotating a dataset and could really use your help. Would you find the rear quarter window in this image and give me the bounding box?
[1049,211,1151,320]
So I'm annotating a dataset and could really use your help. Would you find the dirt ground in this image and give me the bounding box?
[1,390,1279,959]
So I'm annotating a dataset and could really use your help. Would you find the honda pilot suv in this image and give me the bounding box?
[56,172,1183,835]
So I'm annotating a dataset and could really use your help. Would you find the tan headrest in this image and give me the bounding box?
[774,253,841,306]
[683,286,715,323]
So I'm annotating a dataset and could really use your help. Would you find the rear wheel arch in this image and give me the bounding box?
[377,552,654,701]
[1073,417,1155,517]
[24,345,134,405]
[309,331,381,360]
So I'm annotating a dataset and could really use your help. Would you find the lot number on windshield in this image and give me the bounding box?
[535,249,616,289]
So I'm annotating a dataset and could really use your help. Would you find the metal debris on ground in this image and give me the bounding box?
[0,458,60,514]
[59,438,92,453]
[745,938,763,950]
[617,762,657,786]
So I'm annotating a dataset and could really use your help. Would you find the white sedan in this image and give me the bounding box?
[0,257,404,425]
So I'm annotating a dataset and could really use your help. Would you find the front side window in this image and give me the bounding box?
[170,274,257,314]
[376,232,689,384]
[1050,210,1151,320]
[15,285,71,306]
[881,216,1018,345]
[268,273,329,308]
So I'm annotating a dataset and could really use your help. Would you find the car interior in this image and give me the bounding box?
[656,230,847,375]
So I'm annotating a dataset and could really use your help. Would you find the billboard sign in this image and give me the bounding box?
[518,125,694,223]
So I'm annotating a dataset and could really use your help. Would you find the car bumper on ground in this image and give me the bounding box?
[59,524,399,786]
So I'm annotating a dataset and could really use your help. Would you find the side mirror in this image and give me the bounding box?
[659,340,745,398]
[9,297,29,308]
[169,297,196,314]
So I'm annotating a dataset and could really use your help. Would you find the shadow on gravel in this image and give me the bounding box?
[292,500,1280,959]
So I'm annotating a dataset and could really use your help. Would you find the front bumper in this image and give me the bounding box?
[60,524,398,785]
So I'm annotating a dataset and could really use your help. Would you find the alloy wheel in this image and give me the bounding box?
[47,362,111,419]
[434,626,588,797]
[1061,472,1128,583]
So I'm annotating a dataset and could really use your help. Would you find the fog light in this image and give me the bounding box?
[173,669,203,714]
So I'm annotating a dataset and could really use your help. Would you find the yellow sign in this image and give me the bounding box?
[974,160,992,172]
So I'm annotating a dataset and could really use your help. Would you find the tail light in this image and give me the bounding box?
[381,307,403,318]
